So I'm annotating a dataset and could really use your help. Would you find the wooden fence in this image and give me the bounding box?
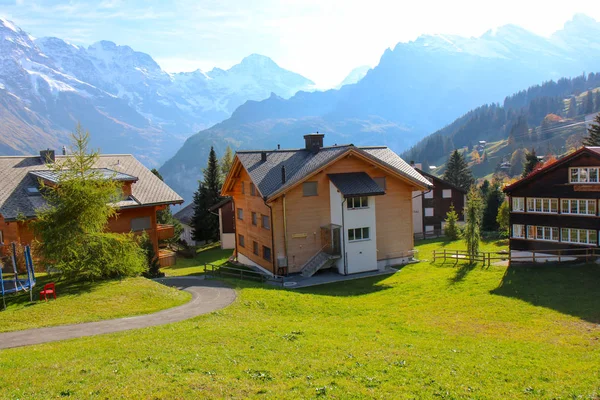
[433,247,600,266]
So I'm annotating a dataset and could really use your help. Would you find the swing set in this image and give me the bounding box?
[0,243,37,310]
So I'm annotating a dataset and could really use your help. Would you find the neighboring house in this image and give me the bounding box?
[173,203,196,247]
[221,133,431,277]
[504,146,600,253]
[0,150,183,267]
[208,198,235,250]
[411,166,466,238]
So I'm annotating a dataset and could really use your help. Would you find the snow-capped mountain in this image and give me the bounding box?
[0,17,314,163]
[335,65,371,89]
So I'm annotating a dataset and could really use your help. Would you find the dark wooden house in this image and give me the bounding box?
[412,168,467,238]
[503,147,600,252]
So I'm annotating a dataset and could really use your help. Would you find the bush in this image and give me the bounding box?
[141,233,164,278]
[444,204,460,240]
[54,232,146,280]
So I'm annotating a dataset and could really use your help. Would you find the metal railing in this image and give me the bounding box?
[204,263,269,282]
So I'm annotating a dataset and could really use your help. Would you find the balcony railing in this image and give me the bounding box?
[157,224,175,241]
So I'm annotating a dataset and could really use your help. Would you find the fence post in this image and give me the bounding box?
[532,250,536,263]
[433,250,436,263]
[488,252,491,267]
[508,249,511,265]
[558,250,561,263]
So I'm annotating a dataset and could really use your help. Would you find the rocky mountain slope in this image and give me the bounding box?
[161,14,600,204]
[0,17,314,165]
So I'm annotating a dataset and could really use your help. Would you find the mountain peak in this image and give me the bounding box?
[238,53,278,68]
[0,17,20,33]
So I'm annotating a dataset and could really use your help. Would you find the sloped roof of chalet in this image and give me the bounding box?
[328,172,385,198]
[30,168,138,184]
[174,203,195,225]
[415,168,468,194]
[235,145,431,200]
[208,197,232,213]
[503,146,600,193]
[0,154,183,221]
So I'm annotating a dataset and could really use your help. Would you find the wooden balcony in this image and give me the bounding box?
[158,249,177,267]
[157,224,175,241]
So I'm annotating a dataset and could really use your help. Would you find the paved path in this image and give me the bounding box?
[0,277,236,350]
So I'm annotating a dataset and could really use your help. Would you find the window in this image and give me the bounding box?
[303,181,318,196]
[347,196,369,209]
[131,216,151,232]
[374,177,386,190]
[253,241,259,255]
[561,199,597,215]
[424,190,434,199]
[251,212,258,226]
[348,227,370,241]
[241,181,245,194]
[512,197,525,212]
[569,167,600,183]
[250,183,256,196]
[262,214,270,230]
[237,208,244,220]
[512,224,525,239]
[442,189,452,198]
[425,225,434,233]
[526,198,558,213]
[238,234,245,248]
[424,208,434,217]
[262,246,272,261]
[527,225,559,241]
[561,228,597,245]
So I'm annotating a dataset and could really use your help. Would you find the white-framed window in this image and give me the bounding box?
[527,225,559,241]
[425,225,434,233]
[526,198,558,213]
[569,167,600,183]
[561,199,597,216]
[561,228,598,245]
[303,181,318,197]
[347,196,369,209]
[348,227,370,241]
[424,208,434,217]
[512,197,525,212]
[424,190,434,199]
[512,224,525,238]
[442,189,452,198]
[131,216,151,232]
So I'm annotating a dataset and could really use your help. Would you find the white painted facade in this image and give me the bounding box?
[180,223,196,247]
[412,190,423,235]
[218,208,235,250]
[329,182,378,275]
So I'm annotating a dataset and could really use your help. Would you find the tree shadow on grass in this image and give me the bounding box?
[448,262,478,284]
[490,264,600,323]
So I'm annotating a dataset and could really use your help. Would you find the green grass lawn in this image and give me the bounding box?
[0,276,190,333]
[161,243,233,277]
[1,238,599,399]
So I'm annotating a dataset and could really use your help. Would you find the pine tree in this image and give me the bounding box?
[482,181,504,231]
[191,147,222,242]
[583,113,600,147]
[595,92,600,112]
[567,97,577,118]
[464,186,483,261]
[220,146,234,182]
[585,91,594,114]
[444,203,460,240]
[443,150,474,191]
[479,180,490,199]
[522,148,539,178]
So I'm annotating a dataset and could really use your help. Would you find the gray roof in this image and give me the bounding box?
[328,172,385,198]
[174,203,195,225]
[0,154,183,221]
[235,145,431,200]
[29,168,138,184]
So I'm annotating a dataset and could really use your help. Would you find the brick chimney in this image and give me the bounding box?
[40,149,55,163]
[304,132,324,153]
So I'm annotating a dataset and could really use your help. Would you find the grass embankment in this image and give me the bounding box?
[161,243,233,277]
[1,239,599,398]
[0,276,190,333]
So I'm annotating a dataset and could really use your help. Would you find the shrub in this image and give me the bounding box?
[444,204,460,240]
[141,233,164,278]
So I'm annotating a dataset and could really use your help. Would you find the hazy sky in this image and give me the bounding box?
[1,0,600,88]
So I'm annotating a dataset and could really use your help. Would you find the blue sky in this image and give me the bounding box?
[1,0,600,88]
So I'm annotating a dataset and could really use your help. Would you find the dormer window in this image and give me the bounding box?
[570,167,599,183]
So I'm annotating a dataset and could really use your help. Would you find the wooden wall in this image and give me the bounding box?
[229,168,274,272]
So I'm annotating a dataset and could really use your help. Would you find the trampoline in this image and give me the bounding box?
[0,243,36,309]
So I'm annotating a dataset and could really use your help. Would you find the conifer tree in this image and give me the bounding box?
[482,181,504,232]
[567,97,577,118]
[443,150,474,191]
[496,201,510,237]
[220,146,234,182]
[585,91,594,114]
[595,92,600,112]
[583,113,600,147]
[444,203,460,240]
[191,147,222,242]
[464,186,483,261]
[522,148,539,177]
[479,180,490,199]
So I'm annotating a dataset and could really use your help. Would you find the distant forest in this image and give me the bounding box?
[402,73,600,167]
